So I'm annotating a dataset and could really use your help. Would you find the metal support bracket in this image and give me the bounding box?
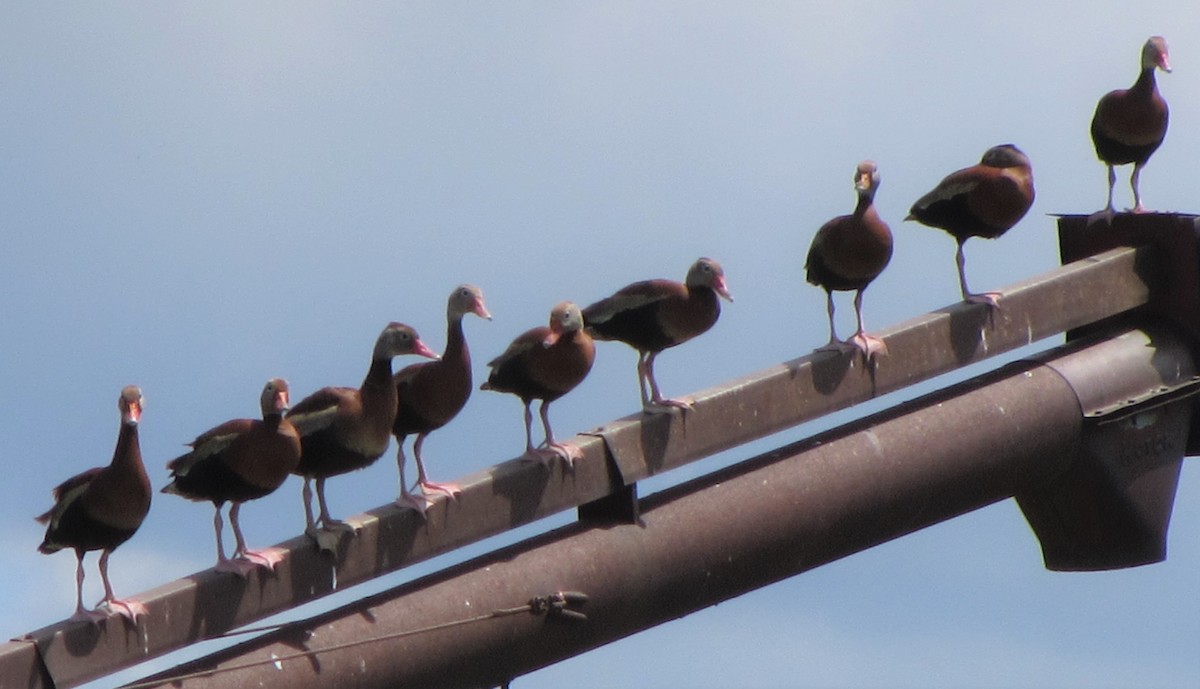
[1057,213,1200,343]
[1016,325,1200,571]
[577,428,642,525]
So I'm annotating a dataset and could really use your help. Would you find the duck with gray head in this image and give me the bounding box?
[582,257,731,411]
[163,378,302,577]
[806,161,893,363]
[37,385,151,624]
[287,322,437,546]
[482,301,594,468]
[393,285,491,515]
[1091,36,1171,216]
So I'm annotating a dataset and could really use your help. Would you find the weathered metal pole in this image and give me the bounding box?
[130,326,1196,689]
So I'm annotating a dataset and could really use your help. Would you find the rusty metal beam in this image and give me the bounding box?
[127,324,1196,689]
[0,242,1159,689]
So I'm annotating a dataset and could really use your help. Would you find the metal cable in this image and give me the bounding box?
[119,592,587,689]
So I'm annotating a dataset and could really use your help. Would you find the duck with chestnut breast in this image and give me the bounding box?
[906,144,1034,308]
[582,257,731,411]
[37,386,151,624]
[287,322,437,543]
[163,378,301,577]
[1091,36,1171,217]
[393,285,492,515]
[806,161,893,362]
[482,301,595,467]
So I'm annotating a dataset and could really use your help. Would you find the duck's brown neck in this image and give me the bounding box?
[556,329,584,347]
[446,315,468,363]
[854,192,876,217]
[112,422,143,472]
[364,357,394,390]
[1132,67,1158,95]
[694,286,720,319]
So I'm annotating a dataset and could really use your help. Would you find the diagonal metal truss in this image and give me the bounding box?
[2,214,1197,689]
[126,322,1199,689]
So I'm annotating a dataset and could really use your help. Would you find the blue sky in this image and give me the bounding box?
[2,3,1198,687]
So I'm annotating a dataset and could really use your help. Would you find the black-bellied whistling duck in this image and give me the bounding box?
[582,257,731,411]
[805,161,893,362]
[482,301,595,466]
[393,285,492,514]
[37,386,151,624]
[1091,36,1171,216]
[162,379,302,577]
[906,144,1035,308]
[286,323,437,544]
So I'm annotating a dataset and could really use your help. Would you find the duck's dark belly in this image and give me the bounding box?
[295,431,386,478]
